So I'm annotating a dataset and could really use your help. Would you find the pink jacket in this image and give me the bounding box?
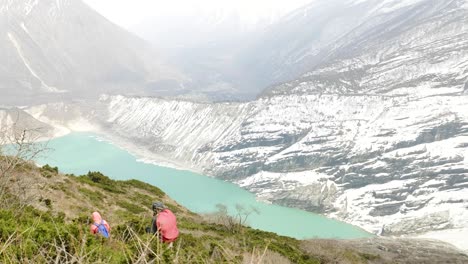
[156,209,179,242]
[90,212,110,235]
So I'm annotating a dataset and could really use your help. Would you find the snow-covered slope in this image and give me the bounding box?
[242,0,468,93]
[266,0,468,97]
[0,0,183,105]
[96,92,468,246]
[23,0,468,251]
[81,0,468,250]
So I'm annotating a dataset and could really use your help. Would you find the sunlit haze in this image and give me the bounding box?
[83,0,314,30]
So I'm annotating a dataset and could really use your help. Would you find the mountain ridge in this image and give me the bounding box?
[0,0,185,105]
[244,0,468,96]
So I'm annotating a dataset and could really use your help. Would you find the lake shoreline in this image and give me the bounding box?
[36,132,373,240]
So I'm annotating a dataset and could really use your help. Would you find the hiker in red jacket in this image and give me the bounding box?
[90,211,111,238]
[151,202,179,245]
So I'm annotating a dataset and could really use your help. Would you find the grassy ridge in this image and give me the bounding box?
[5,162,464,263]
[1,163,328,263]
[0,206,319,263]
[1,142,467,263]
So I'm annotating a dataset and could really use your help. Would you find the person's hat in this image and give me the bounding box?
[152,202,166,211]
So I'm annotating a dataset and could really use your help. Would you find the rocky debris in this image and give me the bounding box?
[335,237,468,263]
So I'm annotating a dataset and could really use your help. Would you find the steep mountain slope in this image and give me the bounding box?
[0,0,183,105]
[0,164,314,263]
[93,92,468,248]
[22,0,468,251]
[0,107,53,139]
[240,0,468,93]
[266,0,468,97]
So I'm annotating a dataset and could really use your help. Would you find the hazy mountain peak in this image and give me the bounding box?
[1,0,71,18]
[0,0,184,106]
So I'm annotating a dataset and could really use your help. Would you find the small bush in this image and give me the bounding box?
[40,164,58,178]
[359,252,380,261]
[131,192,153,208]
[41,164,58,173]
[78,171,123,193]
[124,179,165,197]
[78,188,104,203]
[81,171,113,185]
[117,200,146,214]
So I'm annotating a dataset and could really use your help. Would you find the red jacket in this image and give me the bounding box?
[156,209,179,242]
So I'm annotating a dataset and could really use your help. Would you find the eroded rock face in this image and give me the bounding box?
[302,237,468,263]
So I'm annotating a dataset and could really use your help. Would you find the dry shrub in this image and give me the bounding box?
[0,124,49,210]
[243,248,292,264]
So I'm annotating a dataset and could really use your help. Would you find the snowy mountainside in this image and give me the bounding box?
[95,92,468,246]
[77,1,468,247]
[267,0,468,97]
[101,95,253,167]
[243,0,468,94]
[0,0,183,105]
[22,0,468,250]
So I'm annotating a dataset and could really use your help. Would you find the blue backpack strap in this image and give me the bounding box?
[94,220,109,238]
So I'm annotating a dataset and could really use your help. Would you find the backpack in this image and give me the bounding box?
[94,220,109,238]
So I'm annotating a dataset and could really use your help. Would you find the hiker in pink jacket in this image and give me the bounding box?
[90,211,111,238]
[151,202,179,243]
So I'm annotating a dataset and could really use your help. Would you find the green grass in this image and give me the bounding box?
[77,171,124,194]
[0,208,127,263]
[78,187,105,203]
[124,179,166,197]
[116,200,146,214]
[0,158,379,264]
[1,189,320,263]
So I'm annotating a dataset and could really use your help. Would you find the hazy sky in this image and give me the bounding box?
[83,0,314,30]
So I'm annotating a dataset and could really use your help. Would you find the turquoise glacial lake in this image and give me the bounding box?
[35,132,371,240]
